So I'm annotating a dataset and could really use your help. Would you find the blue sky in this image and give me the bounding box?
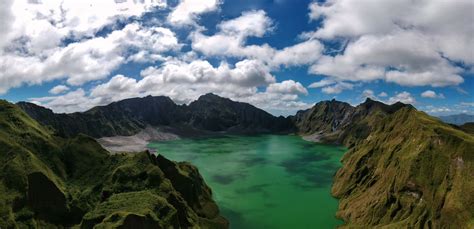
[0,0,472,116]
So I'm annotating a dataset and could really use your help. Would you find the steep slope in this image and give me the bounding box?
[18,93,292,138]
[333,107,474,228]
[295,99,474,228]
[0,100,228,228]
[17,96,182,138]
[188,93,293,132]
[292,99,354,137]
[293,98,412,144]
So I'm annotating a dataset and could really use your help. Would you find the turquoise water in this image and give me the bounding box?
[148,135,346,229]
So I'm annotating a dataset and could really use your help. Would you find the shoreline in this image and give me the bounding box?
[301,132,323,143]
[98,127,326,154]
[97,126,180,154]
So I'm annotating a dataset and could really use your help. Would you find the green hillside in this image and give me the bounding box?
[0,100,227,228]
[295,99,474,228]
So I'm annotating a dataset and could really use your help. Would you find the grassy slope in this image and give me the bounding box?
[0,100,227,228]
[332,107,474,228]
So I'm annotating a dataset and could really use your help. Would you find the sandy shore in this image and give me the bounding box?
[97,125,218,154]
[97,126,180,154]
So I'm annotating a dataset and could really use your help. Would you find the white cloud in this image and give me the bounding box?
[362,89,375,99]
[388,91,416,104]
[191,10,323,67]
[310,31,464,87]
[0,0,15,50]
[378,92,388,97]
[321,82,353,94]
[218,10,273,37]
[266,80,308,95]
[426,106,452,114]
[49,85,70,95]
[0,22,180,93]
[421,90,445,99]
[308,78,354,94]
[191,10,274,59]
[167,0,220,26]
[30,88,101,113]
[307,0,472,88]
[273,40,323,67]
[6,0,166,47]
[308,78,336,88]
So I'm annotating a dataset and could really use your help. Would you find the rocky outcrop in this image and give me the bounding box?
[292,99,354,142]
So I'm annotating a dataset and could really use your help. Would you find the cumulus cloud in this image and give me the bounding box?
[388,91,416,104]
[168,0,220,26]
[421,90,445,99]
[378,92,388,97]
[424,105,453,114]
[191,10,323,67]
[273,40,323,67]
[0,22,180,93]
[321,82,354,94]
[308,78,336,88]
[30,89,100,113]
[191,10,274,58]
[5,0,166,47]
[362,89,376,99]
[308,78,353,94]
[307,0,473,88]
[266,80,308,95]
[49,85,70,95]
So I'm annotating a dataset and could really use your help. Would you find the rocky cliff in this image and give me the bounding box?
[0,100,228,228]
[295,98,474,228]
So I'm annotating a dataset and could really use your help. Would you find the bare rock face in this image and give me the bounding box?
[153,154,228,228]
[292,99,354,141]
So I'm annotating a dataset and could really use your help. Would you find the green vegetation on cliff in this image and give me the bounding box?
[0,100,228,228]
[295,98,474,228]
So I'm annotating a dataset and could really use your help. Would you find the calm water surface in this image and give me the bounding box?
[148,135,346,229]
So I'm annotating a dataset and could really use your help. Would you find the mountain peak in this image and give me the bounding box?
[198,93,224,100]
[358,98,415,115]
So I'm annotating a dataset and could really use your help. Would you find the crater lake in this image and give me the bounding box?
[148,135,345,229]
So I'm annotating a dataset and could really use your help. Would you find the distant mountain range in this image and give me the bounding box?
[439,113,474,125]
[17,93,292,138]
[2,94,473,228]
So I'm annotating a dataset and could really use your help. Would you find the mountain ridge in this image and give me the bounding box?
[18,93,293,138]
[0,99,228,228]
[293,98,473,228]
